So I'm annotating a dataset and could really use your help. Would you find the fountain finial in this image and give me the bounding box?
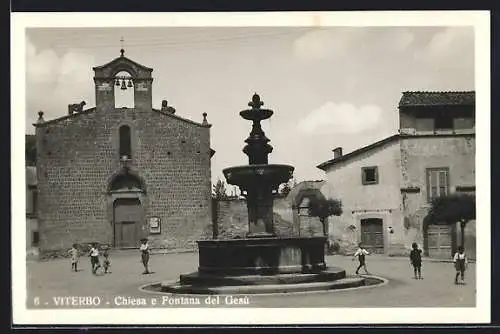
[248,93,264,109]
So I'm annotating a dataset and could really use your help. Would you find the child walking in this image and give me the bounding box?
[353,243,370,275]
[139,238,150,274]
[409,242,423,279]
[102,247,111,274]
[453,246,468,284]
[89,243,100,275]
[69,244,79,272]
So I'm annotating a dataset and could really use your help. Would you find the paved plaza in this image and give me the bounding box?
[26,252,475,308]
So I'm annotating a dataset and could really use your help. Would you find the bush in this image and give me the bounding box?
[326,241,341,255]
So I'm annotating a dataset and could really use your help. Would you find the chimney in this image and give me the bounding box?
[333,147,343,159]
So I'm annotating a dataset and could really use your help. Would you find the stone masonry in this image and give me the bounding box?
[35,51,213,253]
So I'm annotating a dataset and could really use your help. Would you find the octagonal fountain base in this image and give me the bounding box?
[160,237,378,294]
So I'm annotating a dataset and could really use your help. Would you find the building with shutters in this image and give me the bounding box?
[317,91,476,259]
[33,49,214,254]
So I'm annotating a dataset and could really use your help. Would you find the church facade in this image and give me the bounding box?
[34,50,214,253]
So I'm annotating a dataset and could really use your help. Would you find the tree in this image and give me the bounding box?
[279,181,292,197]
[425,194,475,249]
[212,179,230,200]
[307,197,343,237]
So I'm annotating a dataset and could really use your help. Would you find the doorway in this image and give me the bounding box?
[360,218,384,253]
[113,198,141,248]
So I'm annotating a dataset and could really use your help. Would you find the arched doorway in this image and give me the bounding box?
[108,171,146,248]
[113,198,142,248]
[360,218,384,253]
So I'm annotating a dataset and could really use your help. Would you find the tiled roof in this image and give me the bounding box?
[317,132,475,171]
[317,135,400,171]
[399,91,475,107]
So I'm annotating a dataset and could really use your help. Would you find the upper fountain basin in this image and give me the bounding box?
[240,108,274,121]
[223,164,294,188]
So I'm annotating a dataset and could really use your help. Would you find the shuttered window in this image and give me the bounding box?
[426,168,449,202]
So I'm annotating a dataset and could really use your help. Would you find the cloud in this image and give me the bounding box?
[415,27,474,68]
[296,101,383,135]
[26,37,96,130]
[293,28,414,62]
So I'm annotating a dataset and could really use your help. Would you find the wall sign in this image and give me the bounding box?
[149,217,161,234]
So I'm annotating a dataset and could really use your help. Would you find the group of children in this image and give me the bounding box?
[68,238,151,276]
[353,242,469,284]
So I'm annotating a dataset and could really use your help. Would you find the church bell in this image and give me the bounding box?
[120,80,127,90]
[127,79,133,88]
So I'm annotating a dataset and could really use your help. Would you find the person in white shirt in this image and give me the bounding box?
[89,243,100,274]
[453,246,468,284]
[139,238,151,274]
[353,243,370,275]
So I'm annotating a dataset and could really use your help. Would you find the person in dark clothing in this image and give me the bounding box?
[409,242,423,279]
[353,243,370,275]
[453,246,468,284]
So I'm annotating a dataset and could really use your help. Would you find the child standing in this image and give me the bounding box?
[69,244,79,272]
[102,247,111,274]
[409,242,423,279]
[139,238,150,274]
[89,243,100,274]
[353,243,370,275]
[453,246,468,284]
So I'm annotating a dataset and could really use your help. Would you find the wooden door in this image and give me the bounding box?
[426,225,453,259]
[360,218,384,253]
[113,198,141,248]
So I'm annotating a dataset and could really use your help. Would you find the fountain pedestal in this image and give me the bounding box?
[161,94,370,294]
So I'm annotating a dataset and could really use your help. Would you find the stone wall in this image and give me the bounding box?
[213,196,311,239]
[36,107,212,253]
[323,139,406,255]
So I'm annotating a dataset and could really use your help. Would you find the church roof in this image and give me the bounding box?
[93,55,153,73]
[33,108,97,127]
[33,107,211,129]
[152,108,211,128]
[399,91,475,107]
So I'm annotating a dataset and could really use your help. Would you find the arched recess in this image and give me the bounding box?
[106,171,148,248]
[107,171,147,194]
[114,70,135,108]
[292,188,326,236]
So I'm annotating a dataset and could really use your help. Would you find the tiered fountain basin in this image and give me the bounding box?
[223,164,294,189]
[160,237,380,294]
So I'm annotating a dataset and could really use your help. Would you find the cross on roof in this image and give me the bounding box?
[120,37,125,56]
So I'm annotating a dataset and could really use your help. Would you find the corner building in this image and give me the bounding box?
[318,92,475,259]
[34,50,214,253]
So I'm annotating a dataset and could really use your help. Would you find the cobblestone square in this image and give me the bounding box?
[27,252,475,308]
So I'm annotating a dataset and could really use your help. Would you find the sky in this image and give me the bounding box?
[25,26,475,186]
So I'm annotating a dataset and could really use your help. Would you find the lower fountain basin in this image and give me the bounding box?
[223,164,294,189]
[197,237,327,276]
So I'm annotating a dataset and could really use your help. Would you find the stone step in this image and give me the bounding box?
[162,276,367,295]
[179,267,346,286]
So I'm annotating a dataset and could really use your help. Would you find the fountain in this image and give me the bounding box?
[160,94,376,294]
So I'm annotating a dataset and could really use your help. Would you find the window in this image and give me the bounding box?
[32,190,38,217]
[434,111,453,130]
[427,168,449,202]
[32,231,39,246]
[119,125,132,158]
[362,166,378,185]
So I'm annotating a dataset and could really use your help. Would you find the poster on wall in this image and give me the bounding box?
[149,217,161,234]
